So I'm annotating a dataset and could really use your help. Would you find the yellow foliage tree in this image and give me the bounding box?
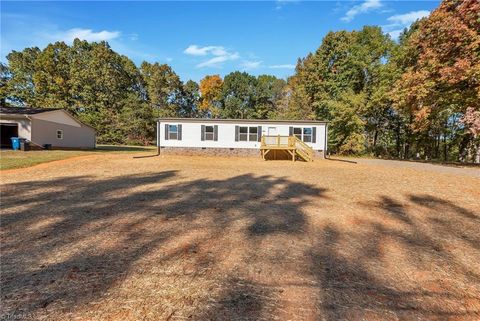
[199,75,223,117]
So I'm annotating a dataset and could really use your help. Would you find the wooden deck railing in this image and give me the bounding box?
[261,135,295,148]
[260,135,314,161]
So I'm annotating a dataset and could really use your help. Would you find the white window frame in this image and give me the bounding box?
[168,124,178,140]
[56,130,63,140]
[302,127,312,143]
[293,127,312,143]
[239,126,258,142]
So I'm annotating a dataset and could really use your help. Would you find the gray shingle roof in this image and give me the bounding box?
[0,107,59,115]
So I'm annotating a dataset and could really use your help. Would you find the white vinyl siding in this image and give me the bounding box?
[159,121,326,151]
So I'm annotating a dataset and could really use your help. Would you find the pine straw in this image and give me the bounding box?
[1,154,479,321]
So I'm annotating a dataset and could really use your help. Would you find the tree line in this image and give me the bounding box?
[0,0,478,162]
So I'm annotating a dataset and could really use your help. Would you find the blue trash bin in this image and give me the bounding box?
[10,137,20,150]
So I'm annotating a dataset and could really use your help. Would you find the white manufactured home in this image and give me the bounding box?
[157,118,328,161]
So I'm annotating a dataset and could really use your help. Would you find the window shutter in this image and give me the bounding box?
[289,126,293,136]
[178,124,182,140]
[312,127,317,143]
[257,126,262,142]
[201,125,205,141]
[165,124,169,140]
[235,125,239,142]
[214,125,218,141]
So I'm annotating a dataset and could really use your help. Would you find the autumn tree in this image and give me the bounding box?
[254,75,286,119]
[4,47,41,106]
[199,74,223,117]
[292,26,394,154]
[140,61,182,118]
[0,63,10,107]
[220,71,257,119]
[33,42,73,111]
[178,80,200,117]
[273,76,314,121]
[460,107,480,163]
[391,0,480,161]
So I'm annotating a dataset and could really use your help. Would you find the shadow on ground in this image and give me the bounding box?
[1,171,324,320]
[1,169,479,320]
[309,195,480,320]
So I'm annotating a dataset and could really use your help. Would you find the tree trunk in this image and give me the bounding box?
[443,134,447,161]
[475,137,480,164]
[396,122,401,158]
[373,130,378,156]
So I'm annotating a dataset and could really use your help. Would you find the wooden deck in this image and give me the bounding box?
[260,135,314,162]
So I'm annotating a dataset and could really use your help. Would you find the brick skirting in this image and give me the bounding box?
[159,146,325,159]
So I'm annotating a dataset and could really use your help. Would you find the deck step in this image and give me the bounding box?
[296,149,312,162]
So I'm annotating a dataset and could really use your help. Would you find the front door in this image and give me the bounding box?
[267,127,278,136]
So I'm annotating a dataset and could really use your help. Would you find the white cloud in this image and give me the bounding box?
[387,10,430,25]
[0,12,159,64]
[196,52,240,68]
[184,44,239,68]
[183,45,227,56]
[269,64,295,69]
[341,0,383,22]
[241,60,263,70]
[49,28,121,43]
[129,33,139,41]
[275,0,299,10]
[383,10,430,40]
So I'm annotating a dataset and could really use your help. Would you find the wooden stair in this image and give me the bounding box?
[260,135,314,162]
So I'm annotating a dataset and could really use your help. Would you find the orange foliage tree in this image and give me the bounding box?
[392,0,480,160]
[199,75,223,117]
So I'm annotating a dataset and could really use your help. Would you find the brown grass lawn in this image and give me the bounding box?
[1,154,479,321]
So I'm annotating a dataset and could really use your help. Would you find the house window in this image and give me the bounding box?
[239,126,258,142]
[293,127,302,140]
[168,124,178,140]
[293,127,313,142]
[204,125,214,141]
[249,126,258,141]
[303,128,312,143]
[56,130,63,139]
[239,126,248,141]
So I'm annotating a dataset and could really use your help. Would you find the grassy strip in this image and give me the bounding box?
[0,145,156,170]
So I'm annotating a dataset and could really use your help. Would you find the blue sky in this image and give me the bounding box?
[1,1,439,82]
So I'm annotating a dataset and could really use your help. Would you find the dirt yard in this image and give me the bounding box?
[1,154,479,321]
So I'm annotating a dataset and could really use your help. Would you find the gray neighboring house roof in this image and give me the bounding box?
[0,107,95,130]
[0,107,59,115]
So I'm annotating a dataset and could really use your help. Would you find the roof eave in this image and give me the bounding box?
[157,118,328,124]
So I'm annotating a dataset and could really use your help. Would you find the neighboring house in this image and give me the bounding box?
[157,118,328,160]
[0,107,96,149]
